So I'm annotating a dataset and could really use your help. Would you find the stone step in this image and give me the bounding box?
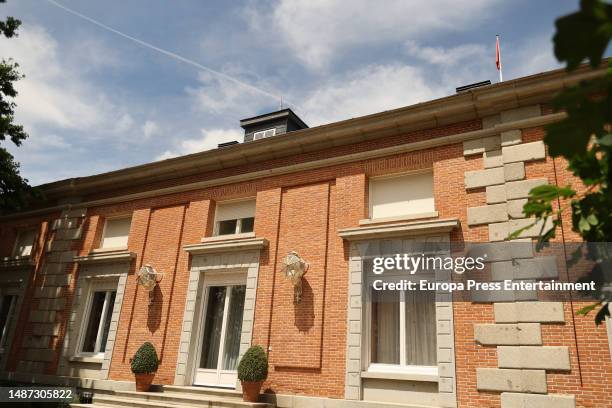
[163,385,243,399]
[93,393,271,408]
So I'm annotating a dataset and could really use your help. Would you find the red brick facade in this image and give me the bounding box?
[0,67,610,408]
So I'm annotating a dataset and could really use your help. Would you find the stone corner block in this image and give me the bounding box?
[501,393,575,408]
[463,136,501,156]
[476,368,547,393]
[502,141,546,164]
[497,346,570,370]
[474,323,542,346]
[505,178,548,200]
[504,162,525,182]
[484,149,503,169]
[494,302,565,323]
[465,167,505,189]
[467,204,509,226]
[500,105,541,123]
[501,129,522,146]
[486,185,506,204]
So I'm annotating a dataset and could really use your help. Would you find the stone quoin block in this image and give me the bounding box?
[488,222,509,242]
[507,199,528,219]
[502,141,546,164]
[500,105,541,123]
[476,368,547,393]
[491,257,558,281]
[500,393,575,408]
[486,185,506,204]
[505,178,548,200]
[501,129,522,146]
[509,217,554,239]
[463,136,502,156]
[497,346,570,370]
[464,167,505,189]
[474,323,542,345]
[467,204,508,225]
[504,162,525,181]
[495,302,565,323]
[483,149,503,168]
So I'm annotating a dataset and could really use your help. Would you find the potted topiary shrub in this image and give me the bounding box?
[237,345,268,402]
[130,342,159,392]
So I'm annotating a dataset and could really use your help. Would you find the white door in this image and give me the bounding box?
[194,273,246,387]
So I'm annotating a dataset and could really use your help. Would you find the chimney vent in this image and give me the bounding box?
[456,80,491,93]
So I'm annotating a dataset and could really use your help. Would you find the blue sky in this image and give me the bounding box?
[0,0,580,185]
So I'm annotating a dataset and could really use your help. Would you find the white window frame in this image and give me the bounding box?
[0,292,17,353]
[364,273,438,376]
[99,215,132,250]
[368,170,436,221]
[213,199,256,237]
[76,280,117,359]
[253,128,276,140]
[12,229,36,258]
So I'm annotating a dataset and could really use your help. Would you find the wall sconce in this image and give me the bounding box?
[137,264,163,306]
[281,251,309,304]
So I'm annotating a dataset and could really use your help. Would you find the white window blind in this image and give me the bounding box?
[14,229,36,257]
[216,200,256,222]
[101,217,132,249]
[370,172,435,219]
[253,128,276,140]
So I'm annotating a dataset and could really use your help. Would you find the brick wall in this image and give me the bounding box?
[0,113,610,407]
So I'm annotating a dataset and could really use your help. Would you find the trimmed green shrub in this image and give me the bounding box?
[130,342,159,374]
[237,345,268,382]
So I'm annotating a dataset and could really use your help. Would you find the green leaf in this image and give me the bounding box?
[577,302,601,316]
[553,0,612,70]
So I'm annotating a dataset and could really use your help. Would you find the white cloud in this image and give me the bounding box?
[300,63,445,126]
[247,0,503,69]
[156,128,242,160]
[404,41,487,66]
[142,120,160,138]
[0,25,130,134]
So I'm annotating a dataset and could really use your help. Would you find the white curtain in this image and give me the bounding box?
[222,285,246,370]
[405,289,437,366]
[371,289,399,364]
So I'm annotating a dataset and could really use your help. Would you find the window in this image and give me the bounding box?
[13,229,36,257]
[214,200,255,236]
[369,172,435,219]
[0,294,16,351]
[369,288,437,370]
[80,287,116,357]
[100,216,131,249]
[253,128,276,140]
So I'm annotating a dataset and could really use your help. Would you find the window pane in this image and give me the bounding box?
[370,172,434,219]
[101,217,131,249]
[217,220,237,235]
[222,285,246,370]
[82,292,106,353]
[14,230,36,257]
[99,292,116,353]
[405,289,437,366]
[240,217,254,233]
[200,286,227,369]
[0,295,16,346]
[370,289,400,364]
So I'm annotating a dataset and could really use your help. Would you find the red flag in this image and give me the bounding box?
[496,35,502,70]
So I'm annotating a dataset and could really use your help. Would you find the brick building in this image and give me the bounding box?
[0,64,610,408]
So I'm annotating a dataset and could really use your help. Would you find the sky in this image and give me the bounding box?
[0,0,581,186]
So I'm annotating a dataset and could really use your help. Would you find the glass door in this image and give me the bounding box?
[194,279,246,387]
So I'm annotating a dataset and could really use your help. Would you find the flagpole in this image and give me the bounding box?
[497,34,503,82]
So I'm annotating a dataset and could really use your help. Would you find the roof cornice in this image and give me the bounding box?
[6,63,607,219]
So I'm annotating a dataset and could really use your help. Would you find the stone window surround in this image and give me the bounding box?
[0,268,30,371]
[339,219,459,408]
[174,237,266,386]
[59,256,131,380]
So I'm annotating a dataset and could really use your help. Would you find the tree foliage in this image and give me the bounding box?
[0,1,39,215]
[237,345,268,382]
[511,0,612,324]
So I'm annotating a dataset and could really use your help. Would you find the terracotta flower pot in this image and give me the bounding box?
[241,381,263,402]
[134,372,155,392]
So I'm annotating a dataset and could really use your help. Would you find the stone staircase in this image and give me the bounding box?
[70,385,273,408]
